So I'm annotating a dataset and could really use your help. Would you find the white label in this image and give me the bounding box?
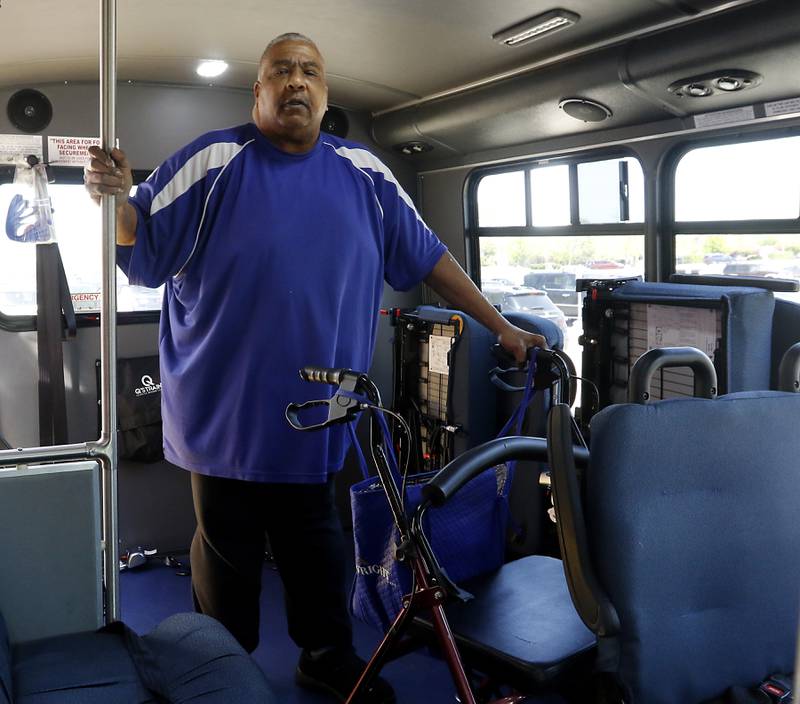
[764,97,800,117]
[646,304,718,359]
[428,334,452,376]
[47,136,101,167]
[0,134,43,163]
[70,291,101,311]
[693,105,755,128]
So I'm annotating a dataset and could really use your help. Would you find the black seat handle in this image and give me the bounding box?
[778,342,800,393]
[628,346,717,404]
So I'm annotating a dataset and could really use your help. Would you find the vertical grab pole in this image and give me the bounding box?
[99,0,120,623]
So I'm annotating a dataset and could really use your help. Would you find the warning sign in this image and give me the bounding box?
[0,134,43,164]
[47,136,101,167]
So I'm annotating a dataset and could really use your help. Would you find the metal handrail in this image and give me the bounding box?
[0,0,120,623]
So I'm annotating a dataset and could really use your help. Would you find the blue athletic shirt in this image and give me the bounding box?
[117,122,446,483]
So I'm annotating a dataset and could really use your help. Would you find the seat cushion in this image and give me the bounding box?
[13,628,153,704]
[12,614,274,704]
[132,613,274,702]
[414,556,596,686]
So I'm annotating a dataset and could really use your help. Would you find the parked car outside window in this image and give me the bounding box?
[522,271,582,323]
[482,281,568,335]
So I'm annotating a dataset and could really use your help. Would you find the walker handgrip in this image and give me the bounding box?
[300,366,349,385]
[422,436,589,507]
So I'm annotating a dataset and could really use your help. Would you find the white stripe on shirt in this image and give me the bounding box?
[324,143,425,226]
[174,139,255,277]
[150,141,251,216]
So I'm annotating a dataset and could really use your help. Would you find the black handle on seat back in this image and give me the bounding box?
[778,342,800,392]
[628,346,717,404]
[421,435,589,507]
[548,403,620,637]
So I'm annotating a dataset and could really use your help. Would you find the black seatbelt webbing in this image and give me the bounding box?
[35,242,75,446]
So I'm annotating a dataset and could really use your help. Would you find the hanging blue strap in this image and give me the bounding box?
[347,422,371,481]
[496,349,539,476]
[345,400,404,489]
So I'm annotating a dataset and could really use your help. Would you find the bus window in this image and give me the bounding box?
[0,182,164,317]
[673,135,800,301]
[472,155,645,377]
[476,170,526,228]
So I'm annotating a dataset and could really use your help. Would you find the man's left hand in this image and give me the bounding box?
[498,324,547,365]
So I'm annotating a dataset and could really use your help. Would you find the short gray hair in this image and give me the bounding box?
[259,33,321,73]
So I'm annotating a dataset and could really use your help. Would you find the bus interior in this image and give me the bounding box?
[0,0,798,702]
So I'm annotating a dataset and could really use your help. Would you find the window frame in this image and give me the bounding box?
[465,148,645,286]
[0,166,158,332]
[661,126,800,282]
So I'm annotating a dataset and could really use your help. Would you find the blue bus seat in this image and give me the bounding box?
[549,391,800,703]
[3,611,274,703]
[430,555,596,689]
[605,280,775,392]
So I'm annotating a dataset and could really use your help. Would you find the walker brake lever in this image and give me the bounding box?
[286,367,365,431]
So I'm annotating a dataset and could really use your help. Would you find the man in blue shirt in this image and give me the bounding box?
[86,32,545,703]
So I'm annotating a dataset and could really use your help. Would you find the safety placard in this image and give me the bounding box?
[693,105,755,128]
[646,304,718,359]
[47,136,101,167]
[428,334,452,376]
[0,134,43,164]
[764,97,800,117]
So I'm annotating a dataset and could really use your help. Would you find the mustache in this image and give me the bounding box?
[281,96,310,108]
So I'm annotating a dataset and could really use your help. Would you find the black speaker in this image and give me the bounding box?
[7,89,53,133]
[558,97,612,123]
[321,106,349,138]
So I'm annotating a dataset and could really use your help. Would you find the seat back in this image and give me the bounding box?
[585,392,800,703]
[580,281,776,428]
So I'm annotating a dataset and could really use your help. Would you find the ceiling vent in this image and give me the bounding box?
[493,9,580,47]
[668,69,762,98]
[393,141,433,156]
[558,97,612,122]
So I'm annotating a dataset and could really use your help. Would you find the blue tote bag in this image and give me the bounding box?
[349,356,537,633]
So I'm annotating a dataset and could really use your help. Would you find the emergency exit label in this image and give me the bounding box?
[47,136,101,167]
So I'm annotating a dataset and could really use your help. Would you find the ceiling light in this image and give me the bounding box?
[686,83,713,97]
[393,141,433,156]
[196,60,228,78]
[715,76,748,91]
[493,9,580,47]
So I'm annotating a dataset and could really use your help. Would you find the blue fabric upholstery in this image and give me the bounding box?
[609,281,775,392]
[130,613,274,702]
[502,312,564,351]
[438,556,595,682]
[13,628,152,703]
[588,392,800,704]
[0,612,12,704]
[11,614,274,704]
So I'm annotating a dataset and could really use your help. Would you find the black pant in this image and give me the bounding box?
[190,472,353,654]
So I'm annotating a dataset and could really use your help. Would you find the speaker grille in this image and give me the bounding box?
[7,89,53,133]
